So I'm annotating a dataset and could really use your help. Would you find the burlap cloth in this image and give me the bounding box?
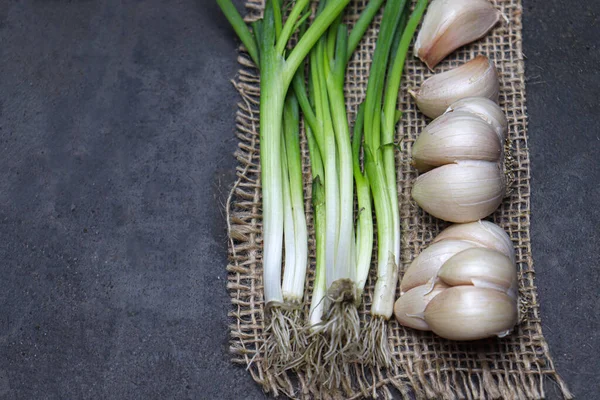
[225,1,572,398]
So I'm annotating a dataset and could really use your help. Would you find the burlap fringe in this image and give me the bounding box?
[226,0,573,398]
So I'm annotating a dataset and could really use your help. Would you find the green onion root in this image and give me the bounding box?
[361,316,393,369]
[264,304,305,372]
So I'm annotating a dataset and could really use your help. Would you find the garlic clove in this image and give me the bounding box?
[446,97,508,143]
[432,220,516,264]
[400,240,482,293]
[411,55,499,119]
[412,160,506,223]
[438,247,517,294]
[424,286,518,341]
[394,283,448,331]
[414,0,501,69]
[412,111,502,172]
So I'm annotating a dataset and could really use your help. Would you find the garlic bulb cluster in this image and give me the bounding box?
[411,97,508,223]
[395,220,518,341]
[414,0,501,69]
[411,56,500,119]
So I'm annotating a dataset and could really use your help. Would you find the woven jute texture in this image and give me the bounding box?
[226,1,572,398]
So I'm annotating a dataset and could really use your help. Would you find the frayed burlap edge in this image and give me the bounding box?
[226,1,573,399]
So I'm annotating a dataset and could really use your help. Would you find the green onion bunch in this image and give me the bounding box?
[218,0,427,383]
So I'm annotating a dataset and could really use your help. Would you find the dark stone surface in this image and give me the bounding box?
[0,0,597,399]
[0,0,262,398]
[524,0,600,397]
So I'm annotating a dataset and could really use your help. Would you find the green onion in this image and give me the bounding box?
[360,0,428,367]
[304,119,328,383]
[352,104,374,299]
[217,0,351,370]
[292,0,383,387]
[281,93,308,305]
[302,20,362,388]
[307,143,326,329]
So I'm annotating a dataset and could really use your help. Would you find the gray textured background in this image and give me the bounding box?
[0,0,598,399]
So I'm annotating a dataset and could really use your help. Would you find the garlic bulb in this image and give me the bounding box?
[412,111,502,172]
[438,247,518,299]
[395,221,519,341]
[414,0,501,69]
[424,286,518,341]
[411,56,499,119]
[432,220,515,263]
[446,97,508,142]
[400,239,481,293]
[394,283,448,330]
[412,160,506,223]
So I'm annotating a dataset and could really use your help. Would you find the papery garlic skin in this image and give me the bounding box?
[412,56,499,119]
[432,220,515,263]
[412,160,506,223]
[412,111,502,172]
[423,286,518,341]
[393,283,448,330]
[414,0,501,69]
[446,97,508,142]
[400,240,482,293]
